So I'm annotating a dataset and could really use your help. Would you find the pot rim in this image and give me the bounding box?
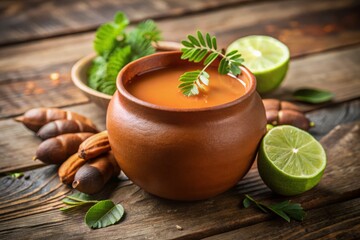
[116,51,257,112]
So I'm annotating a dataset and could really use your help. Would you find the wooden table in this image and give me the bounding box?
[1,0,359,239]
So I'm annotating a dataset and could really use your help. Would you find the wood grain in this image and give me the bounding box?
[0,121,359,239]
[0,0,253,46]
[204,198,360,240]
[307,99,360,140]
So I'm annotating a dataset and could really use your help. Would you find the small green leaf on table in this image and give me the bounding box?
[293,88,334,104]
[85,200,125,229]
[9,172,24,179]
[243,195,305,222]
[60,192,98,211]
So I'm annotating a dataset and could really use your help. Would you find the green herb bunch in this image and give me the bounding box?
[88,12,162,95]
[179,31,244,96]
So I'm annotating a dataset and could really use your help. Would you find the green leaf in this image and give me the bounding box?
[9,172,24,179]
[230,63,241,76]
[134,20,162,42]
[60,192,99,211]
[178,31,244,96]
[244,195,268,213]
[188,35,200,47]
[204,52,219,65]
[243,195,305,222]
[293,88,334,104]
[100,45,132,95]
[267,205,291,222]
[189,49,201,62]
[199,72,209,85]
[243,197,252,208]
[89,11,162,95]
[274,201,306,221]
[218,58,228,74]
[182,40,193,48]
[226,50,238,56]
[212,37,217,50]
[64,192,94,203]
[197,31,206,47]
[205,33,212,48]
[194,49,208,63]
[93,12,129,56]
[85,200,125,229]
[114,12,129,25]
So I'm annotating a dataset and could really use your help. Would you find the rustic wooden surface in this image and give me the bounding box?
[0,0,359,239]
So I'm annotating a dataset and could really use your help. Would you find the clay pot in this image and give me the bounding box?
[107,51,267,201]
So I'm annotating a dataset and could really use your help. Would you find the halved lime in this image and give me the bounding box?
[227,35,290,93]
[258,125,326,196]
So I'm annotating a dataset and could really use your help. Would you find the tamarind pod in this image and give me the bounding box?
[15,108,97,132]
[72,152,120,194]
[78,130,111,160]
[278,109,311,131]
[37,119,98,140]
[34,132,94,165]
[58,153,87,184]
[263,99,301,112]
[262,99,281,111]
[280,101,301,112]
[265,110,279,126]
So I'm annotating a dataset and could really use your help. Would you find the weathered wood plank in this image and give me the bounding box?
[0,103,107,174]
[1,44,359,119]
[0,0,254,46]
[307,99,360,140]
[0,121,358,239]
[0,0,359,118]
[204,198,360,240]
[1,0,357,81]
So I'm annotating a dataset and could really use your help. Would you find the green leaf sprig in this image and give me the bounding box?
[243,194,306,222]
[61,192,125,229]
[88,12,162,95]
[179,31,244,96]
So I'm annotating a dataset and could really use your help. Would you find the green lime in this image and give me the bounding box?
[227,35,290,93]
[258,125,326,196]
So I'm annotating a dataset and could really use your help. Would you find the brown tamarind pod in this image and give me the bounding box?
[78,130,111,160]
[14,108,97,132]
[58,153,87,184]
[262,99,300,112]
[34,132,94,165]
[278,109,311,131]
[37,119,98,140]
[72,152,120,194]
[265,110,279,125]
[263,99,281,111]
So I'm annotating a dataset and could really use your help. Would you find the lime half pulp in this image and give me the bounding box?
[258,125,326,196]
[227,35,290,93]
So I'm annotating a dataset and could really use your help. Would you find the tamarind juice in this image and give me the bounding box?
[125,66,246,109]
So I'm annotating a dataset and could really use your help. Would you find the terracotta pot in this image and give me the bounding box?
[107,51,267,201]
